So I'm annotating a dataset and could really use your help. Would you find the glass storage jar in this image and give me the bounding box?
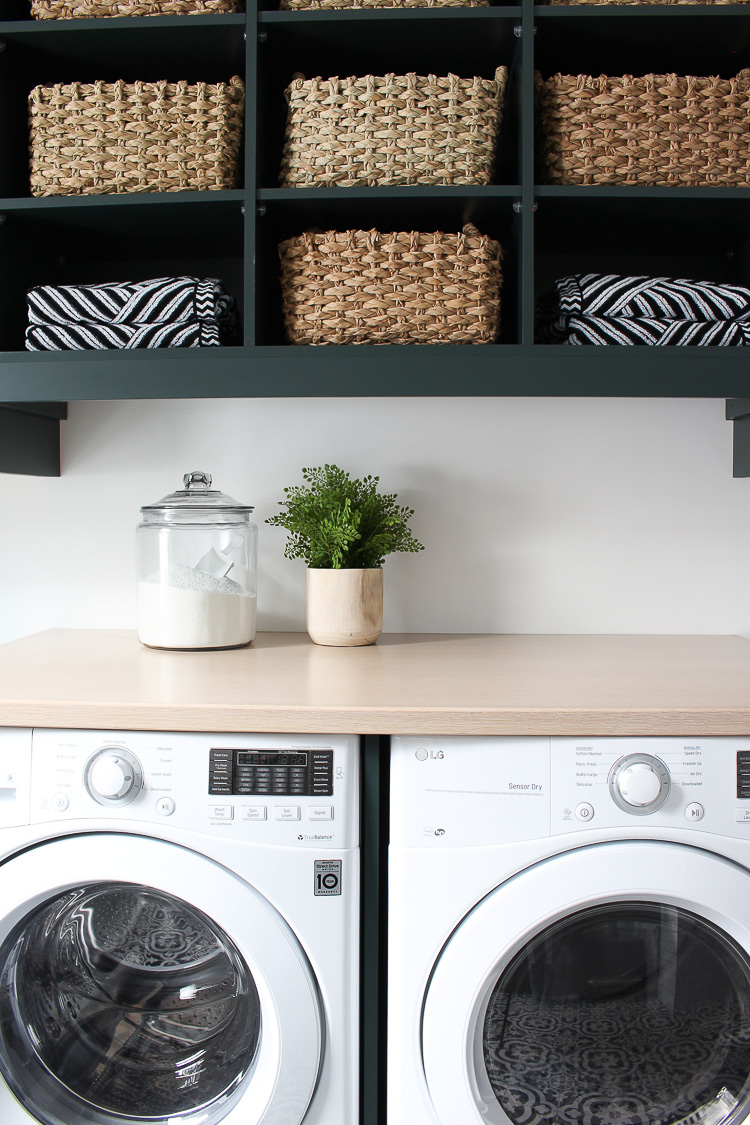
[136,471,257,650]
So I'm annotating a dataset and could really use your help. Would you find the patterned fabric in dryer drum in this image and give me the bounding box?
[25,276,236,350]
[540,273,750,346]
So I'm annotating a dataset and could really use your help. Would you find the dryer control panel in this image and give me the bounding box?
[391,735,750,847]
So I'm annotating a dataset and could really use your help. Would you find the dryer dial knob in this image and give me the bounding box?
[609,754,670,815]
[85,748,143,806]
[619,763,662,805]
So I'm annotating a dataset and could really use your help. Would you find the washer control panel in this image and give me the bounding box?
[208,748,333,797]
[24,729,358,848]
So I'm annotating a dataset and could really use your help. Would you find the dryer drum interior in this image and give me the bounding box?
[0,881,261,1124]
[481,903,750,1125]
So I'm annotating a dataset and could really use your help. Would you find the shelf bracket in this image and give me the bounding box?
[726,400,750,477]
[0,403,67,477]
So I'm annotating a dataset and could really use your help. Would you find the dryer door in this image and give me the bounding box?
[0,833,322,1125]
[423,841,750,1125]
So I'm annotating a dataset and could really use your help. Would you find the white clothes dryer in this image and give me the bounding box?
[0,727,359,1125]
[388,735,750,1125]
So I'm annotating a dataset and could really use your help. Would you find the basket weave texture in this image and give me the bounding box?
[536,70,750,186]
[31,0,240,17]
[279,0,486,10]
[278,224,502,345]
[280,69,507,188]
[29,77,245,197]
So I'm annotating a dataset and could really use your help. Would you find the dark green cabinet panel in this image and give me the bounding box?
[1,0,750,473]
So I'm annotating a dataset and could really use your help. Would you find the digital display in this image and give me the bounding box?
[236,751,307,766]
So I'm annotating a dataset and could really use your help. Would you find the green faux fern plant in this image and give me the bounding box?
[266,464,424,569]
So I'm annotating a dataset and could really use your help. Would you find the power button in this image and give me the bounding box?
[575,802,595,822]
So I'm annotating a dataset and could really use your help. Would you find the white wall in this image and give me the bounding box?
[2,396,749,644]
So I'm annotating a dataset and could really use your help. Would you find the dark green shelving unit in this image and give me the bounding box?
[1,0,750,474]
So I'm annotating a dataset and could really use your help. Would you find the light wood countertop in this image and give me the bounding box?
[0,629,749,735]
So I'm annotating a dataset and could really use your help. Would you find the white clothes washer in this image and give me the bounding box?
[388,735,750,1125]
[0,727,359,1125]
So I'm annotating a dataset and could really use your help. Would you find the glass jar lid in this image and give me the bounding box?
[141,471,254,515]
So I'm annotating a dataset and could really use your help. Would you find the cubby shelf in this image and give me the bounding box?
[1,0,750,474]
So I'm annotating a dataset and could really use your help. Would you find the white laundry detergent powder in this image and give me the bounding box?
[138,564,256,649]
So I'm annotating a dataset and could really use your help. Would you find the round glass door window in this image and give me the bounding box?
[0,882,261,1125]
[481,904,750,1125]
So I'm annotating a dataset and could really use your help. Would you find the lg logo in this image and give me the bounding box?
[415,748,444,761]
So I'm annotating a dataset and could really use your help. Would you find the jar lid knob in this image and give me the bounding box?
[183,471,212,490]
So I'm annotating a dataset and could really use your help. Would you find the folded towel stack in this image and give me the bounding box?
[539,273,750,346]
[26,276,237,350]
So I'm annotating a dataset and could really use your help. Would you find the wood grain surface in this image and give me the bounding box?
[0,630,749,736]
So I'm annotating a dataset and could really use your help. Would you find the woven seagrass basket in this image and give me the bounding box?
[29,77,245,197]
[278,224,502,345]
[280,69,507,188]
[31,0,240,17]
[279,0,486,10]
[536,70,750,186]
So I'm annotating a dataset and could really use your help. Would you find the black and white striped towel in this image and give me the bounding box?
[27,276,234,327]
[562,317,750,347]
[25,276,236,350]
[26,321,221,351]
[555,273,750,322]
[540,273,750,346]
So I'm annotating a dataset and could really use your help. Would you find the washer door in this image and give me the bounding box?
[423,841,750,1125]
[0,834,322,1125]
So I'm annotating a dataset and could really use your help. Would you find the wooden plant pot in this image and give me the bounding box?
[306,568,383,647]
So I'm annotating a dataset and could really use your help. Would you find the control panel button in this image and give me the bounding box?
[274,806,300,821]
[685,802,705,822]
[241,805,267,820]
[575,802,594,822]
[209,804,234,820]
[308,806,333,820]
[156,797,175,816]
[737,809,750,822]
[52,793,69,812]
[737,751,750,799]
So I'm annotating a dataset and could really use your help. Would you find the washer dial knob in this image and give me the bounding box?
[85,748,143,806]
[609,754,670,815]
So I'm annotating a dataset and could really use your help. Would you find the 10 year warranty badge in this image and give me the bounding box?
[314,859,342,896]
